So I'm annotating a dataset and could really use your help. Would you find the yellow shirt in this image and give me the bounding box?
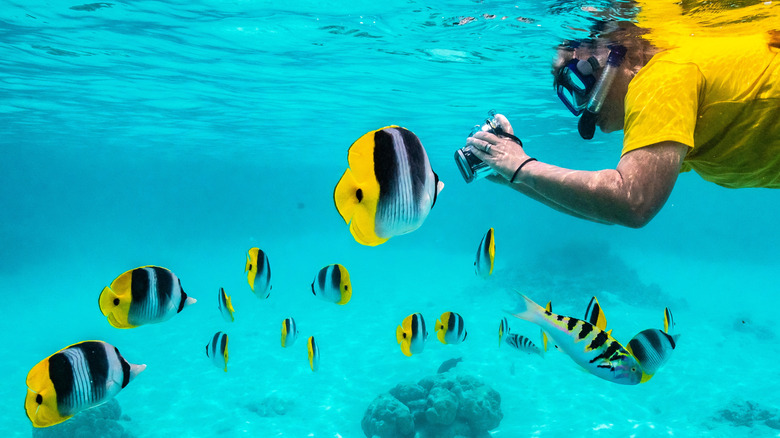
[622,33,780,188]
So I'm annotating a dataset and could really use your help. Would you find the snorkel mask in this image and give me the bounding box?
[555,44,626,140]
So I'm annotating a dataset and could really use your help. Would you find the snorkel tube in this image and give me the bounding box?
[578,45,626,140]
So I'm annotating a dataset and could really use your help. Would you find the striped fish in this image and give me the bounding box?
[664,307,675,334]
[245,248,271,298]
[504,333,544,357]
[396,313,428,357]
[435,312,467,344]
[24,341,145,428]
[281,317,299,348]
[307,336,320,372]
[206,332,228,372]
[311,264,352,305]
[218,287,235,322]
[334,126,444,246]
[626,329,680,383]
[99,266,196,329]
[509,293,642,385]
[474,228,495,278]
[499,317,510,347]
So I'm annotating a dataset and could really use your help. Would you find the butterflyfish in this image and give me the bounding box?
[311,264,352,305]
[508,293,642,385]
[218,287,235,322]
[333,126,444,246]
[504,333,544,357]
[245,248,271,298]
[396,312,428,357]
[281,317,299,348]
[307,336,319,372]
[24,341,145,428]
[664,307,675,334]
[626,329,680,383]
[99,266,196,329]
[206,331,228,372]
[499,317,510,347]
[474,228,495,278]
[435,312,467,345]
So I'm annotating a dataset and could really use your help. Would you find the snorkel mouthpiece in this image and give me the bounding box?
[578,45,626,140]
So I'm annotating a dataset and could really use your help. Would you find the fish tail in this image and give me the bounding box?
[507,291,544,323]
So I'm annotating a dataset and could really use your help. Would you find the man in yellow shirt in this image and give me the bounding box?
[466,30,779,227]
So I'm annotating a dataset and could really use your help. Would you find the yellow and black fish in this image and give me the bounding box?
[307,336,319,372]
[206,331,228,372]
[99,266,196,329]
[509,293,642,385]
[311,264,352,305]
[499,317,510,347]
[218,287,235,322]
[474,228,495,278]
[435,312,467,344]
[245,248,271,298]
[281,317,299,348]
[626,328,680,383]
[396,313,428,357]
[664,307,676,334]
[25,340,145,428]
[334,126,444,246]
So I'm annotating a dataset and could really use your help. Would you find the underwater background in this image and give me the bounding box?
[2,0,779,437]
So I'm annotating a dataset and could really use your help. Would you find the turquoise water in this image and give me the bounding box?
[2,1,779,437]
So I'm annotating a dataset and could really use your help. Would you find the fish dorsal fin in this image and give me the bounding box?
[584,296,608,331]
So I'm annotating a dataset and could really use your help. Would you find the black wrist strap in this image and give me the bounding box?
[510,158,537,183]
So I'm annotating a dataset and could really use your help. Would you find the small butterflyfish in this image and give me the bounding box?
[206,331,228,372]
[99,266,196,329]
[218,287,235,322]
[474,228,495,278]
[25,341,145,428]
[435,312,467,345]
[245,248,271,298]
[664,307,676,334]
[333,126,444,246]
[508,293,642,385]
[626,328,680,383]
[396,313,428,357]
[281,317,299,348]
[311,264,352,305]
[499,317,510,347]
[504,333,544,357]
[307,336,320,372]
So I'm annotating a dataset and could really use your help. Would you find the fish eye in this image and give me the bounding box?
[36,394,42,404]
[403,333,407,338]
[344,285,349,290]
[113,298,119,306]
[249,264,253,270]
[356,189,363,202]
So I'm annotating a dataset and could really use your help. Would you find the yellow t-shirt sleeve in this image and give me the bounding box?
[622,60,703,156]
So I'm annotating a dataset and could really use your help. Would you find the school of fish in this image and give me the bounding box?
[24,124,680,428]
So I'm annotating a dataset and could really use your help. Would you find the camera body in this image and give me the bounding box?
[454,111,508,183]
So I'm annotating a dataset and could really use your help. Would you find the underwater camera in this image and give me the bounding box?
[454,110,521,183]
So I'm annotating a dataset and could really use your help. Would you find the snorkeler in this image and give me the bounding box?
[459,24,780,228]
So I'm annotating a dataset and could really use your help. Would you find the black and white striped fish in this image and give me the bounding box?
[435,312,467,344]
[503,333,544,357]
[311,264,352,305]
[99,266,196,328]
[396,312,428,357]
[307,336,320,372]
[626,328,680,383]
[24,340,145,428]
[206,331,228,372]
[334,126,444,246]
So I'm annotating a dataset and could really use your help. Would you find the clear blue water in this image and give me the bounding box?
[2,1,779,437]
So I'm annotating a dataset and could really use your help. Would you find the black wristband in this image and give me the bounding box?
[510,158,537,183]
